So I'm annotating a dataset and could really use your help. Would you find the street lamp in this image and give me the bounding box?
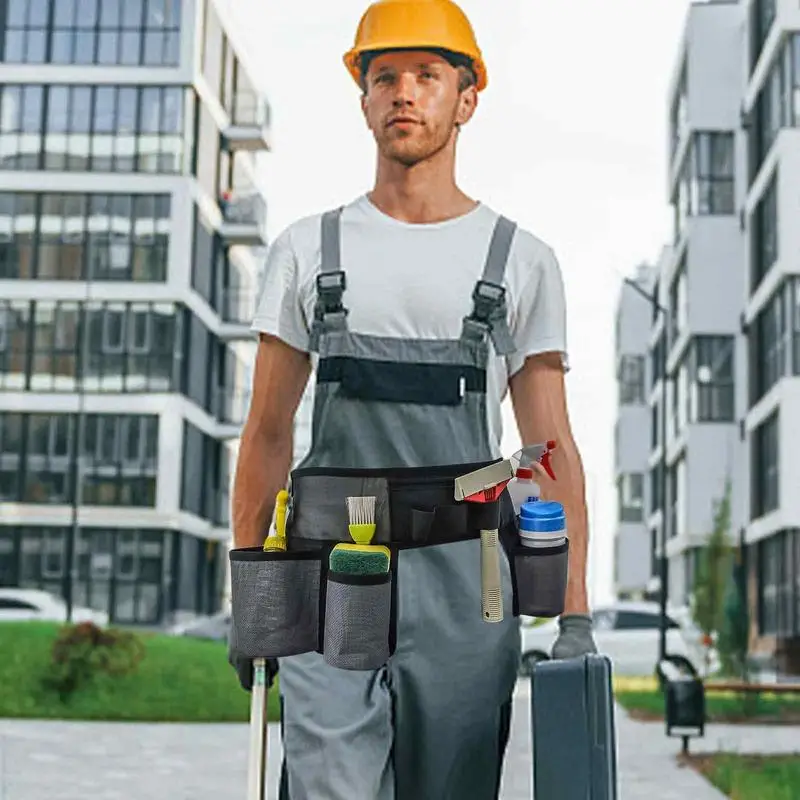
[624,276,670,663]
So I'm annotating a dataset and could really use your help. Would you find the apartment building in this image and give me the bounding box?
[656,0,746,610]
[0,0,270,626]
[613,262,657,599]
[741,0,800,673]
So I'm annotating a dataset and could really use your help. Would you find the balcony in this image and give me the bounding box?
[223,94,272,152]
[218,191,267,246]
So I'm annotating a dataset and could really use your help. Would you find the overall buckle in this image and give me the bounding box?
[471,280,506,321]
[316,270,347,312]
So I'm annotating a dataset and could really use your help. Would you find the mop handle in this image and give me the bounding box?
[247,658,269,800]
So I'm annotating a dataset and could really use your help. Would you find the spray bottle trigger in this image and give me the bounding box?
[539,451,556,481]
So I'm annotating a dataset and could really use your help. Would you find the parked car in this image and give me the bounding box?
[0,588,109,627]
[519,600,718,677]
[168,610,231,642]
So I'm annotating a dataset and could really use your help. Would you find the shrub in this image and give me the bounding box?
[42,622,145,701]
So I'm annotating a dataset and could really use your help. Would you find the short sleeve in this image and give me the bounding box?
[506,245,569,378]
[250,226,310,352]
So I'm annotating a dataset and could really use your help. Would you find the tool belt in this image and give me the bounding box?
[228,461,570,672]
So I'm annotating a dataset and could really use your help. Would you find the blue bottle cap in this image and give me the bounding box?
[519,500,565,533]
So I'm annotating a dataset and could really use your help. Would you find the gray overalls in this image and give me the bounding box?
[277,207,521,800]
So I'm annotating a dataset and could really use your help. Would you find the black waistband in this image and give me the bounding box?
[287,462,517,550]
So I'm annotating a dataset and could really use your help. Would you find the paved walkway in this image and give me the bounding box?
[0,682,797,799]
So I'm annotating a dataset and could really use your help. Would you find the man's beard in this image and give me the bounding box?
[376,111,458,167]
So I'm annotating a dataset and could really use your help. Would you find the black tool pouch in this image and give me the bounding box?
[228,547,322,659]
[510,539,570,618]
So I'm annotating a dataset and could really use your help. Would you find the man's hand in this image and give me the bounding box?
[227,631,279,692]
[551,614,598,660]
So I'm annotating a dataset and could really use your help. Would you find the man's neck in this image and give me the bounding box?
[368,155,477,224]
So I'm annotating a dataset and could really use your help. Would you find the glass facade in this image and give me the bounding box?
[0,526,226,625]
[1,0,181,67]
[674,131,736,240]
[0,411,157,506]
[0,191,171,281]
[0,298,248,425]
[0,84,191,174]
[749,34,800,183]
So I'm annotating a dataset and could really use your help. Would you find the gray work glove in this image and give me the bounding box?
[551,613,598,660]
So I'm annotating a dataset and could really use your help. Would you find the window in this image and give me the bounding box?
[750,0,776,74]
[649,462,663,515]
[790,278,800,376]
[0,300,30,391]
[651,398,661,450]
[29,301,80,392]
[667,456,686,541]
[672,350,690,436]
[181,420,229,525]
[84,301,180,393]
[758,530,797,637]
[0,85,44,169]
[0,83,189,173]
[750,284,788,405]
[668,259,688,348]
[23,414,73,504]
[0,412,23,502]
[0,191,170,281]
[0,299,196,398]
[80,414,158,507]
[752,411,779,520]
[749,33,799,182]
[669,60,688,158]
[1,0,48,64]
[690,336,735,422]
[617,473,644,523]
[617,354,645,405]
[650,333,664,391]
[1,0,181,67]
[674,132,736,239]
[0,412,158,506]
[750,172,778,294]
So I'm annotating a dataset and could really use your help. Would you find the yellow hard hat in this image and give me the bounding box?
[344,0,487,91]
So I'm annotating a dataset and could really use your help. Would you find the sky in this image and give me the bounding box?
[218,0,695,605]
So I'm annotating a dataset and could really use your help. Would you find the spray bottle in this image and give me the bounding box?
[507,440,557,514]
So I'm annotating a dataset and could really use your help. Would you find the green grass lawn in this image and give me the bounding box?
[688,754,800,800]
[0,622,281,723]
[613,676,800,724]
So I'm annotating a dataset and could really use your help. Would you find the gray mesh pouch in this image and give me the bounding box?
[229,548,321,659]
[323,571,392,671]
[513,540,569,618]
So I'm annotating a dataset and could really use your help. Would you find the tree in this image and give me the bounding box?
[718,543,751,682]
[691,478,733,674]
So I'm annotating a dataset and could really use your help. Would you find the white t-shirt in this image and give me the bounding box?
[251,194,568,456]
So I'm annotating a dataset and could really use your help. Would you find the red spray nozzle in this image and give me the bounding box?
[539,440,557,481]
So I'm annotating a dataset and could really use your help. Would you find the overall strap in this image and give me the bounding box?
[461,215,517,355]
[309,207,349,352]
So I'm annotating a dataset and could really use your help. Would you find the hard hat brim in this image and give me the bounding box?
[344,44,487,91]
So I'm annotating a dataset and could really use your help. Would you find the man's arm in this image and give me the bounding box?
[231,334,311,548]
[509,351,590,615]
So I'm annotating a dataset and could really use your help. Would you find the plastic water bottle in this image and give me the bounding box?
[507,467,540,515]
[519,500,567,548]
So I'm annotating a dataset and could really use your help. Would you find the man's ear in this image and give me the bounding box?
[360,92,372,130]
[456,86,478,127]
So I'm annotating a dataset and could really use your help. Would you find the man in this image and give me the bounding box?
[230,1,597,797]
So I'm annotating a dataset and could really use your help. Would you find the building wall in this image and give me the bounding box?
[0,0,271,625]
